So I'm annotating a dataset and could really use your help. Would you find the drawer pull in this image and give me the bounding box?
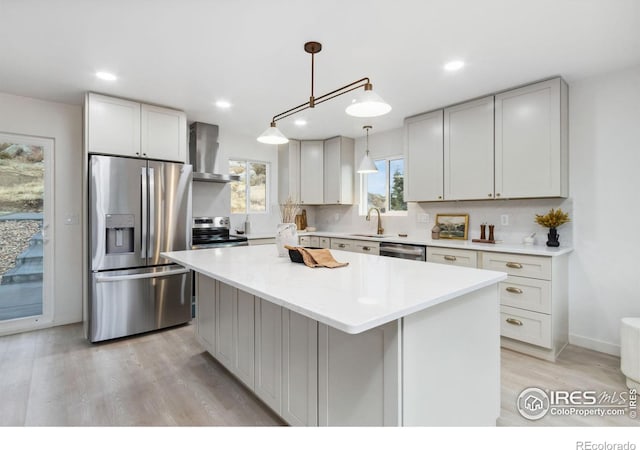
[506,287,523,294]
[506,318,523,326]
[506,262,523,269]
[362,246,371,251]
[444,255,457,261]
[338,244,345,248]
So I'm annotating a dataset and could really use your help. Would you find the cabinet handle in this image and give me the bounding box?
[444,255,457,261]
[506,262,523,269]
[496,193,501,197]
[438,196,442,200]
[506,318,524,326]
[488,193,493,197]
[362,246,371,251]
[506,287,523,294]
[338,244,345,248]
[136,152,140,156]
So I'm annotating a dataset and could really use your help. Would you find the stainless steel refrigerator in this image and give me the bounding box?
[88,154,192,342]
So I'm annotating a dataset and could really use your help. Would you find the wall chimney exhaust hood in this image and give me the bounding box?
[189,122,240,183]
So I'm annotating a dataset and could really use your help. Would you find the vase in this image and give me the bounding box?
[275,223,299,257]
[546,227,560,247]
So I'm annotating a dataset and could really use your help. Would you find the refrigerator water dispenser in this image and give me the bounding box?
[105,214,134,254]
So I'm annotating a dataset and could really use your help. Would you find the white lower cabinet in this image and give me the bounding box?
[353,241,380,255]
[480,251,568,362]
[215,281,235,368]
[282,310,318,426]
[196,273,499,425]
[212,279,255,388]
[318,321,400,426]
[330,238,354,252]
[426,247,477,267]
[254,297,282,414]
[195,274,216,352]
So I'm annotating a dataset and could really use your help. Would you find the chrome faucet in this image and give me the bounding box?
[366,207,384,235]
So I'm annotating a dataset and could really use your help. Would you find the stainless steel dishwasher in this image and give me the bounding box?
[379,242,426,261]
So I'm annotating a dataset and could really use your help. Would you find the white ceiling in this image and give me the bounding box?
[1,0,639,141]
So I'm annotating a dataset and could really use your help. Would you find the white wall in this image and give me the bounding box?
[192,128,282,235]
[568,64,640,355]
[0,92,83,330]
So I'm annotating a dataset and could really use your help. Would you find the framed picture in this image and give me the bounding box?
[435,214,469,240]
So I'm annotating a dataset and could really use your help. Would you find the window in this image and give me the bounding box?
[361,157,407,214]
[229,160,269,214]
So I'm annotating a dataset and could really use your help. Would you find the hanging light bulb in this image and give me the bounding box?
[357,125,378,173]
[257,122,288,145]
[346,83,392,118]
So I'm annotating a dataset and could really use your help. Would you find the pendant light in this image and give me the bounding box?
[357,125,378,174]
[257,41,391,144]
[257,121,289,145]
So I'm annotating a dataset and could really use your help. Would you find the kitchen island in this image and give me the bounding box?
[162,245,507,426]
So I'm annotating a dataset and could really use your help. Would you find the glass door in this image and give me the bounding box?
[0,133,53,331]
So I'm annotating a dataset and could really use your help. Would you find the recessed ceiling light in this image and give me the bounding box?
[215,100,232,109]
[96,71,117,81]
[444,60,465,72]
[294,119,307,126]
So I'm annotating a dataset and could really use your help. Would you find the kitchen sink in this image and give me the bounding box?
[349,233,393,238]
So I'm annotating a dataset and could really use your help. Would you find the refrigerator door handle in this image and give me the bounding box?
[141,167,147,259]
[148,167,155,259]
[94,267,190,283]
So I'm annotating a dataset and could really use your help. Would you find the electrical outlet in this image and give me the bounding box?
[500,214,509,226]
[417,213,429,223]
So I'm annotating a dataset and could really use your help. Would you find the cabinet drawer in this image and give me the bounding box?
[319,237,331,249]
[309,236,320,247]
[500,306,551,348]
[481,252,551,280]
[353,241,380,255]
[499,276,551,314]
[299,236,311,246]
[331,238,353,252]
[427,247,477,268]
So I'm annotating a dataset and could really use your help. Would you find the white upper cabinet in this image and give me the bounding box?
[141,104,187,162]
[278,140,301,203]
[495,78,568,198]
[444,96,495,200]
[88,93,141,157]
[87,93,187,162]
[404,110,444,202]
[300,140,324,205]
[323,137,354,205]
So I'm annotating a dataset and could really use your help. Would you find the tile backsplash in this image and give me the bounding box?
[313,198,573,247]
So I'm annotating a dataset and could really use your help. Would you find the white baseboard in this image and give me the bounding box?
[569,333,620,356]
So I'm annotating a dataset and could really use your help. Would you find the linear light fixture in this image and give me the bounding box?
[357,125,378,174]
[257,41,392,144]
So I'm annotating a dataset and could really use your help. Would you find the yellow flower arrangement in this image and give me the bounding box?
[534,208,570,228]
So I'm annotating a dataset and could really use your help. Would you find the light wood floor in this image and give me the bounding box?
[0,323,636,426]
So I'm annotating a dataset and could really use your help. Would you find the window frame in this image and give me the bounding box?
[359,155,407,216]
[229,158,270,215]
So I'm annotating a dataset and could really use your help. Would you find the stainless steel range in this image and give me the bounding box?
[192,216,248,248]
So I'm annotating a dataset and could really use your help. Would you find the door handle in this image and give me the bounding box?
[141,167,147,259]
[506,318,523,326]
[148,167,155,259]
[95,267,190,282]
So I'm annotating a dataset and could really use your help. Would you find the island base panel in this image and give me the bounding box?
[402,285,500,426]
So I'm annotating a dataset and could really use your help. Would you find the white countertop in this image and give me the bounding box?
[162,245,506,334]
[302,231,573,256]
